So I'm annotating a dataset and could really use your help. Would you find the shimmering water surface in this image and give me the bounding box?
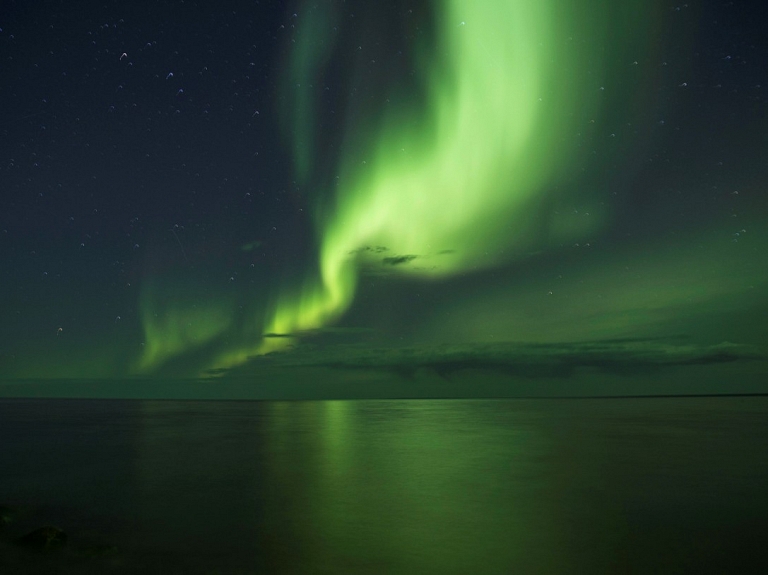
[1,396,767,574]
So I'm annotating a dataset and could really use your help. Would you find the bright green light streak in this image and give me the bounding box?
[266,0,613,338]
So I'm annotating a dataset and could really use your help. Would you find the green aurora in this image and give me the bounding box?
[137,0,672,375]
[269,1,611,327]
[3,0,766,388]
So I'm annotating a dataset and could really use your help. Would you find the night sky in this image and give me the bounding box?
[1,0,766,394]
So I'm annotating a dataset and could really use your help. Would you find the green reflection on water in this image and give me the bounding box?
[130,397,768,574]
[258,400,562,572]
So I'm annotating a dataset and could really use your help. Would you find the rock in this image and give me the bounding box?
[14,526,68,550]
[0,505,14,527]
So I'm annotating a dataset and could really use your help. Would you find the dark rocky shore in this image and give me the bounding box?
[0,503,122,574]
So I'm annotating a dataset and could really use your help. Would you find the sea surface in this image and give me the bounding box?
[1,396,767,574]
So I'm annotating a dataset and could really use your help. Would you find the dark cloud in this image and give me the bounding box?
[264,326,376,339]
[349,245,389,255]
[233,339,765,380]
[382,255,418,266]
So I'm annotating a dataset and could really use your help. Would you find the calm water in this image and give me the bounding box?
[1,396,767,574]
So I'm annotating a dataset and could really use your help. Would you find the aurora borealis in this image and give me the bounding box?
[1,0,766,395]
[268,1,617,331]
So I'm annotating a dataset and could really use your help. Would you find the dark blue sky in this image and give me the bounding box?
[1,0,766,387]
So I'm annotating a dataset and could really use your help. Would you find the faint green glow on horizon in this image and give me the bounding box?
[422,230,768,346]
